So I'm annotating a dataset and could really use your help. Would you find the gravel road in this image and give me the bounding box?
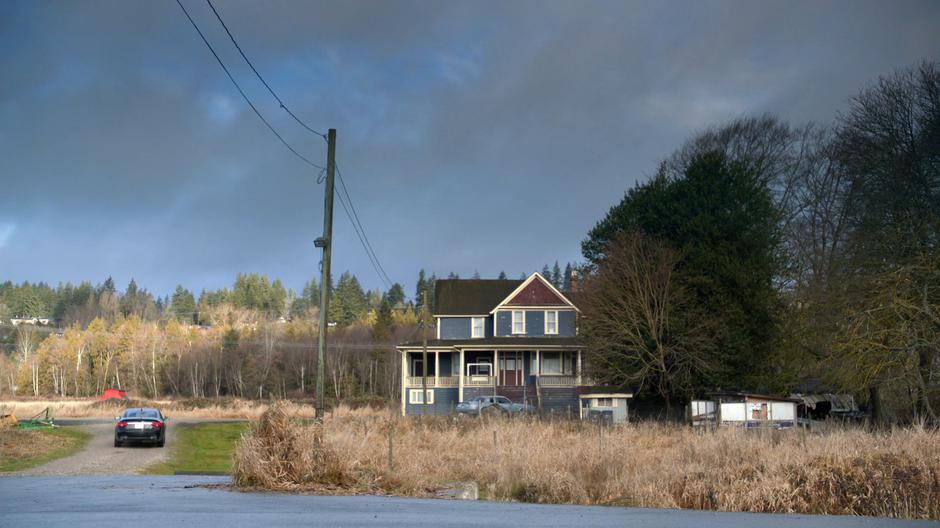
[14,418,175,476]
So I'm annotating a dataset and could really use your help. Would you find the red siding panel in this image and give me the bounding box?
[506,279,567,306]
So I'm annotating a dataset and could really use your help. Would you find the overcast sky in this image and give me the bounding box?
[1,0,938,298]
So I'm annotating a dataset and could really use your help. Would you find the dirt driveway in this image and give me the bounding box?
[14,418,178,476]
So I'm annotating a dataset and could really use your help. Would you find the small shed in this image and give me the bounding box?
[690,392,797,429]
[579,393,632,424]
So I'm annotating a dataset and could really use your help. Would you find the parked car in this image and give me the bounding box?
[456,396,534,415]
[114,407,166,447]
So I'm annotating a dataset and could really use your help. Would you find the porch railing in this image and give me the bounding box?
[405,376,459,388]
[463,375,495,387]
[537,375,578,387]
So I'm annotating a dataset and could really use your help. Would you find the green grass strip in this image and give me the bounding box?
[0,427,91,472]
[146,421,248,475]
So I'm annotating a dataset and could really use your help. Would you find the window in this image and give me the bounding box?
[596,398,613,407]
[467,362,492,377]
[541,352,562,374]
[471,317,485,338]
[512,310,525,334]
[411,358,424,377]
[545,311,558,334]
[409,389,434,405]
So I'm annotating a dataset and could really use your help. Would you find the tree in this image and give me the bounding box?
[497,271,508,280]
[329,272,367,326]
[471,270,481,279]
[583,150,781,390]
[541,265,552,280]
[415,270,428,312]
[385,283,405,308]
[170,285,196,323]
[563,263,573,291]
[551,261,562,289]
[581,232,717,409]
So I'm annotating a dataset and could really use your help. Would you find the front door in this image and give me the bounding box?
[499,354,521,386]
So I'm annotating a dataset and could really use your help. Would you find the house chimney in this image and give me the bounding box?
[569,269,580,292]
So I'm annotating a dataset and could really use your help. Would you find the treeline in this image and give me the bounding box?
[580,61,940,423]
[0,266,560,400]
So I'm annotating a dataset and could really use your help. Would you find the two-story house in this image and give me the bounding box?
[397,272,589,416]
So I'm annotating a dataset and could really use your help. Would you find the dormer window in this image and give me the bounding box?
[512,310,525,334]
[471,317,484,338]
[545,310,558,334]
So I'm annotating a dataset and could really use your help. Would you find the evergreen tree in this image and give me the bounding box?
[170,285,196,323]
[385,283,405,308]
[329,272,368,326]
[447,272,459,279]
[541,265,552,279]
[551,261,562,288]
[471,270,481,279]
[497,271,508,280]
[414,270,427,312]
[563,263,573,291]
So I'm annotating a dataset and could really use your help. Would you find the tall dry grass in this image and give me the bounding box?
[234,406,940,520]
[0,397,317,420]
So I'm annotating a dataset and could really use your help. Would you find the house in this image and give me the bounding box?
[689,392,798,429]
[396,272,589,416]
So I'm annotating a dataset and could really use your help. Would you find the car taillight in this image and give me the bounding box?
[151,421,163,428]
[117,421,128,427]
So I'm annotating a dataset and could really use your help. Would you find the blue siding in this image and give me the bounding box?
[525,310,544,336]
[439,316,494,339]
[495,309,577,337]
[496,311,512,336]
[439,352,453,375]
[440,317,471,339]
[405,387,460,415]
[558,310,577,337]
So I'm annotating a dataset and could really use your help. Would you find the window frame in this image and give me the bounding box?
[408,389,435,405]
[544,310,558,335]
[471,317,485,338]
[511,310,526,335]
[540,351,563,375]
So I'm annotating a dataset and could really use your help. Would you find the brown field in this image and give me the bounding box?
[234,405,940,520]
[0,397,317,420]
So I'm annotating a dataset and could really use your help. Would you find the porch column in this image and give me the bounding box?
[458,349,465,402]
[576,350,582,385]
[434,350,440,387]
[493,349,499,394]
[400,351,407,416]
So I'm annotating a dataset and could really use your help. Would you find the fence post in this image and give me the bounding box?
[387,426,395,472]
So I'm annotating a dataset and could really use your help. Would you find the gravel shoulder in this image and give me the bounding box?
[13,418,178,476]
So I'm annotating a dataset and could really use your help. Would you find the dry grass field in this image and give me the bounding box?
[0,397,316,420]
[234,405,940,520]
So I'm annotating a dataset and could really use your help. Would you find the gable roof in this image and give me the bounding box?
[490,272,579,313]
[433,279,522,315]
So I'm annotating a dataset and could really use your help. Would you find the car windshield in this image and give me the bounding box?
[122,409,160,419]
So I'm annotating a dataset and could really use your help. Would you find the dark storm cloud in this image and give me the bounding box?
[1,0,938,296]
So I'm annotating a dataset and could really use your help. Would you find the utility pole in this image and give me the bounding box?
[421,290,429,415]
[315,128,336,421]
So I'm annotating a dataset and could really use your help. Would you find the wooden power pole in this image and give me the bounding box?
[421,290,429,415]
[315,128,336,420]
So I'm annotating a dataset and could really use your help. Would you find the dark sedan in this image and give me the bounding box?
[114,407,167,447]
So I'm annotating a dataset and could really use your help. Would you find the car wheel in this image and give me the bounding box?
[114,438,121,448]
[158,437,165,448]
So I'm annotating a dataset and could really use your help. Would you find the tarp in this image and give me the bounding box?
[99,388,128,401]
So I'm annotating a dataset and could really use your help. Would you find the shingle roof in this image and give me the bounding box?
[433,279,523,315]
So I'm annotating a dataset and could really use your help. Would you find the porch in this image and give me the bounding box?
[402,349,583,389]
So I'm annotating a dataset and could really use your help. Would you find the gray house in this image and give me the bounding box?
[397,272,589,416]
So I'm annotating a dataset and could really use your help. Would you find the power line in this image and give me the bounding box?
[335,164,394,288]
[174,0,325,170]
[333,173,393,289]
[204,0,327,140]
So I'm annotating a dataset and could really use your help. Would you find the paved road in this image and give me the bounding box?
[0,476,935,528]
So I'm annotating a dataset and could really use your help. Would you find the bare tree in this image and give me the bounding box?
[581,232,718,410]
